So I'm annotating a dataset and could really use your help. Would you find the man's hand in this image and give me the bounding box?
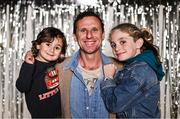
[24,51,34,64]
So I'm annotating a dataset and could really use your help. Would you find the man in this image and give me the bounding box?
[56,10,122,118]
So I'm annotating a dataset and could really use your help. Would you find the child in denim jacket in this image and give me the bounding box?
[100,23,165,118]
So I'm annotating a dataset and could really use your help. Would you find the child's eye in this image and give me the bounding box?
[45,43,51,46]
[110,42,116,49]
[55,46,62,50]
[119,41,126,45]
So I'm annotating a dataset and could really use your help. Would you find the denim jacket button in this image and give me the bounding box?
[86,106,89,110]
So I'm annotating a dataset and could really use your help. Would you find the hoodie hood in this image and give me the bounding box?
[126,50,165,81]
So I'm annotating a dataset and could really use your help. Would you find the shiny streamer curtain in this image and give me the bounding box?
[0,1,180,119]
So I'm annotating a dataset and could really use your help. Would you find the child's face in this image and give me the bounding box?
[110,30,142,61]
[36,38,63,62]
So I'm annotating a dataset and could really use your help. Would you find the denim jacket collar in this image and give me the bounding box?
[63,49,112,71]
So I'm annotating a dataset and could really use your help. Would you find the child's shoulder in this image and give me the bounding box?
[129,61,147,67]
[127,61,149,71]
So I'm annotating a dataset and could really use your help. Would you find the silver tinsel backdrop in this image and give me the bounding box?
[0,0,180,118]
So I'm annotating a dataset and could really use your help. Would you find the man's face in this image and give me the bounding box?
[74,16,104,54]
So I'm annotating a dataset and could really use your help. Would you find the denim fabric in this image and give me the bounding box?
[101,61,160,118]
[63,50,111,118]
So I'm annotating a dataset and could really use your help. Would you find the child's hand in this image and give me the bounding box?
[24,51,34,64]
[104,63,117,79]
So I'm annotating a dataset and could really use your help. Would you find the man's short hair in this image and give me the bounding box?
[73,9,104,34]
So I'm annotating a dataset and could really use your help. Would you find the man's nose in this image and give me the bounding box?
[86,31,93,38]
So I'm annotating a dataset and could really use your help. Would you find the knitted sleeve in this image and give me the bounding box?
[16,62,35,93]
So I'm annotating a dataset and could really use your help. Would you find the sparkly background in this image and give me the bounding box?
[0,0,179,118]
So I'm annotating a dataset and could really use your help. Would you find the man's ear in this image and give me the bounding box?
[136,38,144,48]
[102,32,105,41]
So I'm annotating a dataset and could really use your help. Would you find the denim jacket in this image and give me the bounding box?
[57,50,123,118]
[101,61,160,118]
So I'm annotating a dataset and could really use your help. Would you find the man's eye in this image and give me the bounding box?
[92,28,98,32]
[80,29,86,32]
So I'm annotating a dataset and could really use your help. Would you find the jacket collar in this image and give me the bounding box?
[63,49,111,71]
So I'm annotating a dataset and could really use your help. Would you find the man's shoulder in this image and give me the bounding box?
[56,57,71,68]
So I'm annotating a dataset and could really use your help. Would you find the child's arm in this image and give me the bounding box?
[101,64,157,113]
[24,50,34,64]
[16,63,35,92]
[16,51,35,93]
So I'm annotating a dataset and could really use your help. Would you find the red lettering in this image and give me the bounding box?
[38,87,59,100]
